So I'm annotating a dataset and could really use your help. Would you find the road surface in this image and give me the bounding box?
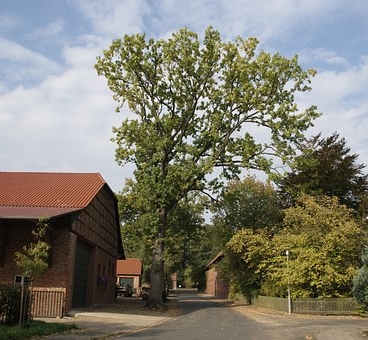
[115,292,367,339]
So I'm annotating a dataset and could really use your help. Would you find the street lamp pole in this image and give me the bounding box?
[286,249,291,314]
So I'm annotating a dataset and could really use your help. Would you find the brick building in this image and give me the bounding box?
[205,251,230,299]
[116,258,143,294]
[0,172,124,316]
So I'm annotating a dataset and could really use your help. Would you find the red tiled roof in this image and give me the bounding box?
[0,172,108,218]
[116,258,143,276]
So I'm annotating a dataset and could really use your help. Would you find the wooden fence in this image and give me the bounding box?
[31,287,66,318]
[252,295,289,313]
[293,298,358,315]
[252,295,359,315]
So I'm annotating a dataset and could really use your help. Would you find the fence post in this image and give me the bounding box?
[286,250,291,314]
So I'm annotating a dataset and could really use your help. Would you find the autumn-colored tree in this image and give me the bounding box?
[96,27,319,307]
[227,194,364,298]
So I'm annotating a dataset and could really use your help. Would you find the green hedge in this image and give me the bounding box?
[0,284,29,325]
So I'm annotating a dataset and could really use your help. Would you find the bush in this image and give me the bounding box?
[0,284,29,325]
[352,246,368,311]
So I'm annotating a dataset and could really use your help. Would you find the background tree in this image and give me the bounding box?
[277,133,368,217]
[163,196,205,288]
[273,194,363,298]
[209,176,282,301]
[118,180,205,285]
[211,176,282,250]
[95,26,319,307]
[224,227,272,300]
[352,246,368,310]
[228,194,364,298]
[117,179,147,260]
[117,179,154,283]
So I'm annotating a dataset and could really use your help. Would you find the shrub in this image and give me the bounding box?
[352,246,368,311]
[0,284,29,325]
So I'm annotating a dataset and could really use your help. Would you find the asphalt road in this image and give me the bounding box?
[115,292,368,340]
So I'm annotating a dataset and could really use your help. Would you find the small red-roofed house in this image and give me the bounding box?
[116,258,143,294]
[0,172,124,317]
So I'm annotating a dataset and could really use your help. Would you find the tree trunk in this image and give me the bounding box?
[145,208,167,309]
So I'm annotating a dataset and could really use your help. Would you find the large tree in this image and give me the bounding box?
[95,27,319,307]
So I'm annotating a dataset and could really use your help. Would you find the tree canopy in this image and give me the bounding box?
[277,132,368,216]
[227,194,364,298]
[211,176,282,249]
[95,26,319,307]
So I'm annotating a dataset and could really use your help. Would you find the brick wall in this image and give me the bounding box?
[0,217,78,286]
[205,266,230,299]
[206,267,216,296]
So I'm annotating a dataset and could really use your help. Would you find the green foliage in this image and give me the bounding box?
[225,227,272,298]
[164,195,205,270]
[0,320,77,340]
[210,177,281,299]
[118,179,206,286]
[277,133,368,216]
[227,194,364,298]
[217,248,261,301]
[211,176,282,249]
[0,285,26,325]
[15,219,51,279]
[117,179,156,261]
[183,266,195,288]
[352,246,368,309]
[96,26,319,305]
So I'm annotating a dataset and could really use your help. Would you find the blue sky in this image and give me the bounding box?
[1,0,368,192]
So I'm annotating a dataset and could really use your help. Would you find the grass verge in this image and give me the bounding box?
[0,320,77,340]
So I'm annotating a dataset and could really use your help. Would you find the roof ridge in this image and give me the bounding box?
[0,171,104,176]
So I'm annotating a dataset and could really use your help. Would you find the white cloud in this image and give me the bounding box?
[1,0,368,192]
[73,0,149,37]
[313,57,368,108]
[302,54,368,166]
[0,15,19,29]
[306,48,350,68]
[0,37,62,90]
[0,39,127,190]
[26,18,66,40]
